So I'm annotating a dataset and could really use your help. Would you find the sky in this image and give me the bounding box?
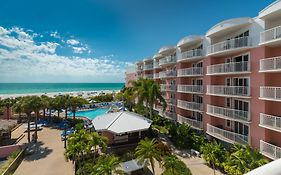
[0,0,275,83]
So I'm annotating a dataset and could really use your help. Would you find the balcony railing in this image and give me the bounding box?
[260,25,281,44]
[260,140,281,160]
[144,74,153,79]
[207,61,250,75]
[159,56,177,66]
[207,105,250,122]
[260,56,281,72]
[207,124,249,145]
[178,49,204,62]
[177,85,203,94]
[260,113,281,132]
[177,114,203,130]
[153,62,160,69]
[207,85,250,97]
[153,73,159,79]
[160,84,166,91]
[166,98,177,106]
[177,67,203,77]
[207,36,251,55]
[159,70,177,78]
[144,64,153,70]
[160,111,177,120]
[260,86,281,101]
[166,85,177,91]
[177,100,203,112]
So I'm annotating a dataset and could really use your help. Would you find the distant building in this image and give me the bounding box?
[125,65,137,87]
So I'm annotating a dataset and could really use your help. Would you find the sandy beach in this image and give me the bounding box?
[0,90,119,99]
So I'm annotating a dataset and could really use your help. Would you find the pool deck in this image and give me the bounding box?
[13,126,74,175]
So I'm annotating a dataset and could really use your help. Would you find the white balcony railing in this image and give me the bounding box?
[260,56,281,72]
[207,105,250,122]
[153,73,159,79]
[178,49,204,61]
[207,85,250,97]
[260,86,281,101]
[166,98,177,106]
[260,113,281,132]
[207,36,251,55]
[177,85,203,94]
[177,67,203,77]
[260,25,281,44]
[207,124,249,145]
[177,100,203,112]
[166,85,177,91]
[177,114,203,130]
[160,84,166,91]
[159,70,177,78]
[144,74,153,79]
[159,56,177,66]
[160,111,177,120]
[260,140,281,160]
[153,61,160,69]
[207,61,250,75]
[144,64,153,70]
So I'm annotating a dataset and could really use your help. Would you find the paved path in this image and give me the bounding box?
[14,126,74,175]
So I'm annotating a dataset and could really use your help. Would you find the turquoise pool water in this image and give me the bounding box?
[68,108,108,120]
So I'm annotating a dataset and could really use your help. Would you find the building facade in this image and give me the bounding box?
[125,0,281,160]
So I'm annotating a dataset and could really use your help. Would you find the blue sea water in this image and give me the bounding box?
[0,83,124,95]
[68,108,109,120]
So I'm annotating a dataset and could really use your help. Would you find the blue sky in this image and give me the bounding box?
[0,0,274,83]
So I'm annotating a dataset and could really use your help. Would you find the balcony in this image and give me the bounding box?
[260,86,281,102]
[260,56,281,73]
[177,100,203,112]
[177,114,203,130]
[159,70,177,79]
[260,140,281,160]
[177,67,203,77]
[153,73,159,79]
[143,74,153,79]
[177,85,203,94]
[207,61,250,75]
[143,64,153,70]
[160,111,177,120]
[259,113,281,133]
[159,56,177,67]
[160,84,166,91]
[207,85,250,98]
[260,25,281,46]
[166,98,177,106]
[207,105,250,123]
[153,62,160,69]
[207,124,249,145]
[177,49,204,62]
[207,36,251,57]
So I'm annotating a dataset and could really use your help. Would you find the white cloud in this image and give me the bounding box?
[50,31,61,39]
[0,26,128,83]
[66,39,79,45]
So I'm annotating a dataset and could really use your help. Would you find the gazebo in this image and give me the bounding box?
[92,112,152,145]
[0,119,17,145]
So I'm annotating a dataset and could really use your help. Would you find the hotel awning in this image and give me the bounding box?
[120,159,144,173]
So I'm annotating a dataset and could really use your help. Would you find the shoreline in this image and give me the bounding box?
[0,89,120,99]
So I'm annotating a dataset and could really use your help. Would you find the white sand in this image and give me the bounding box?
[0,90,119,99]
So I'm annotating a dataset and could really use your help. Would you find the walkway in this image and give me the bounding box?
[13,126,74,175]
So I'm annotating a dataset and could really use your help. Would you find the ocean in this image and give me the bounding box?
[0,83,124,95]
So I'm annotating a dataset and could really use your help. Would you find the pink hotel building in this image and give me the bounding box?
[125,1,281,160]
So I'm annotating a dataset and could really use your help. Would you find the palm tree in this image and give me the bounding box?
[132,78,166,117]
[89,132,108,159]
[92,154,124,175]
[161,154,192,175]
[60,95,71,148]
[28,96,44,143]
[40,95,50,120]
[13,97,24,119]
[21,96,33,143]
[69,96,88,120]
[2,98,15,119]
[135,138,162,174]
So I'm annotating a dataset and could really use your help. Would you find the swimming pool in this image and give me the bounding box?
[68,108,108,120]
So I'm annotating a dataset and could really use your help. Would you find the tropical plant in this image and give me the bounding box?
[1,98,16,119]
[223,144,268,175]
[201,141,226,175]
[161,154,192,175]
[135,138,162,174]
[131,78,166,118]
[40,95,50,120]
[69,96,88,120]
[20,96,33,143]
[91,154,124,175]
[90,93,113,103]
[115,87,135,111]
[89,132,108,159]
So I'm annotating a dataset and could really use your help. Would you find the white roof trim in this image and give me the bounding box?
[245,158,281,175]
